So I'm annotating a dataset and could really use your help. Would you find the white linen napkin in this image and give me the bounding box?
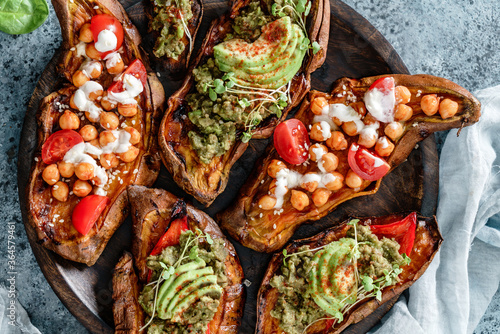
[0,285,41,334]
[371,85,500,334]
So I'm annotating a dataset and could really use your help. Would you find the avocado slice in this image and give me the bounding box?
[165,274,218,318]
[214,16,293,69]
[155,258,206,319]
[170,284,224,323]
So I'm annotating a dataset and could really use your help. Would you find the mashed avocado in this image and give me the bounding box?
[139,231,228,334]
[150,0,193,60]
[270,224,406,334]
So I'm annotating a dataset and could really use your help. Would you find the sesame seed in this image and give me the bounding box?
[34,157,39,162]
[54,214,60,218]
[273,224,277,229]
[259,213,263,218]
[93,5,99,9]
[119,179,123,184]
[123,171,128,174]
[59,219,64,223]
[133,169,138,174]
[70,47,76,51]
[156,72,161,77]
[132,120,136,125]
[53,185,59,190]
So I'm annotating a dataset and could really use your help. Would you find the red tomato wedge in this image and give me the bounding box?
[72,195,110,236]
[90,14,124,56]
[347,143,390,181]
[369,212,417,256]
[369,76,395,94]
[107,59,147,94]
[149,215,189,256]
[41,130,83,164]
[273,119,310,165]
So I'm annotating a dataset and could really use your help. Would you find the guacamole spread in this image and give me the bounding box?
[185,0,311,164]
[150,0,193,60]
[139,230,228,334]
[270,223,407,334]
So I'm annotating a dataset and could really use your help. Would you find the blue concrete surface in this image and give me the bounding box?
[0,0,498,333]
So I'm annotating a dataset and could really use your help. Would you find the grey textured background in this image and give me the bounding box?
[0,0,498,333]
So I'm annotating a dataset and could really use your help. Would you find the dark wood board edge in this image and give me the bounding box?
[16,1,439,334]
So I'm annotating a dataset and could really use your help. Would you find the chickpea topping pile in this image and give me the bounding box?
[40,20,143,203]
[257,82,461,214]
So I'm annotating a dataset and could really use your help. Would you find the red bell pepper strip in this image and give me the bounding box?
[369,212,417,256]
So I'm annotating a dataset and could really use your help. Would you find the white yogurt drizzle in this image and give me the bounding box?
[104,51,122,69]
[81,60,101,78]
[74,81,103,121]
[107,74,143,105]
[364,87,396,123]
[95,29,118,53]
[75,41,87,58]
[318,121,332,140]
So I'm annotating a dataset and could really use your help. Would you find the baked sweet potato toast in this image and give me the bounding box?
[113,185,244,333]
[26,0,164,265]
[159,0,331,206]
[256,213,442,334]
[146,0,203,72]
[219,74,480,252]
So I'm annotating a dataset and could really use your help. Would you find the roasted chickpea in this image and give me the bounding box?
[118,146,140,162]
[100,94,117,111]
[73,180,92,197]
[72,70,89,87]
[100,112,120,130]
[79,125,98,141]
[57,161,75,178]
[78,23,93,43]
[394,104,413,122]
[342,121,359,136]
[258,195,277,211]
[374,136,395,157]
[100,153,119,169]
[326,131,348,151]
[312,188,331,207]
[59,110,80,130]
[84,111,100,123]
[125,127,141,145]
[42,164,60,185]
[321,152,339,172]
[395,86,411,104]
[85,43,101,60]
[363,113,379,125]
[69,94,78,109]
[332,117,343,127]
[384,122,404,141]
[324,172,344,191]
[88,88,103,101]
[301,173,319,193]
[350,101,367,117]
[358,130,378,149]
[99,130,117,147]
[91,175,105,187]
[439,98,459,119]
[290,190,310,211]
[310,122,331,142]
[267,159,286,178]
[118,103,138,117]
[85,62,102,79]
[310,96,328,115]
[75,162,95,180]
[308,144,328,162]
[52,181,69,202]
[421,94,439,116]
[106,57,124,75]
[345,170,363,189]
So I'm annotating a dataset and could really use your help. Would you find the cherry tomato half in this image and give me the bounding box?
[273,119,310,165]
[107,59,147,94]
[72,195,110,236]
[347,143,390,181]
[369,76,394,94]
[41,130,83,164]
[90,14,124,56]
[369,212,417,256]
[149,215,189,256]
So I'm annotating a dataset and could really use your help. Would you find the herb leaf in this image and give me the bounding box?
[312,41,321,54]
[0,0,49,34]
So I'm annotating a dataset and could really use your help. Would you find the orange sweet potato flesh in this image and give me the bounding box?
[219,74,480,253]
[256,213,442,334]
[158,0,331,206]
[25,0,165,265]
[111,185,245,333]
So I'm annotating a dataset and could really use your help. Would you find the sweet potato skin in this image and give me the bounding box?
[219,74,480,253]
[158,0,330,206]
[256,213,443,334]
[26,0,164,265]
[111,185,245,333]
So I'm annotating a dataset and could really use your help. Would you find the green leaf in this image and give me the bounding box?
[189,245,199,260]
[215,85,226,94]
[208,88,217,101]
[375,289,382,301]
[348,219,360,226]
[283,249,288,257]
[304,1,312,16]
[226,80,235,89]
[275,108,282,119]
[241,132,252,143]
[312,41,321,55]
[206,234,214,245]
[0,0,49,34]
[238,98,251,108]
[271,3,279,16]
[361,276,374,292]
[159,261,168,269]
[296,0,307,14]
[222,72,235,81]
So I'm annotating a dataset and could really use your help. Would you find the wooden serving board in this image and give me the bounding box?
[17,0,439,333]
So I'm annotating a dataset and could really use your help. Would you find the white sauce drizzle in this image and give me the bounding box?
[108,74,143,105]
[76,41,87,58]
[377,136,390,149]
[74,81,103,120]
[318,121,332,140]
[81,60,101,78]
[104,52,122,69]
[364,87,396,123]
[95,29,117,52]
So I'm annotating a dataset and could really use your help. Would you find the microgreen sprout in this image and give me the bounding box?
[140,228,215,331]
[174,0,193,52]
